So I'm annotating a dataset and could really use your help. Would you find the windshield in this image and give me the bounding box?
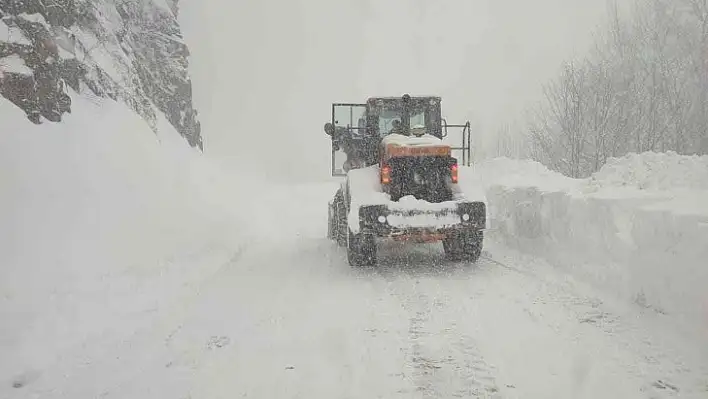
[378,108,401,135]
[376,105,430,136]
[410,109,426,129]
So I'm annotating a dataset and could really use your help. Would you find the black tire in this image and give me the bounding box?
[330,189,348,247]
[347,228,377,267]
[443,230,483,263]
[327,202,335,240]
[335,202,348,247]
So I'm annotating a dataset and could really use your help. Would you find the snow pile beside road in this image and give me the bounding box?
[587,151,708,191]
[474,155,708,332]
[0,91,245,388]
[465,157,581,193]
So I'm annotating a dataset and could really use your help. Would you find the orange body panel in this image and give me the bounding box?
[383,144,451,161]
[391,231,447,243]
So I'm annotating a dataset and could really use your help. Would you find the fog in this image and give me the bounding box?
[180,0,614,182]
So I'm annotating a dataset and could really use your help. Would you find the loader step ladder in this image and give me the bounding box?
[442,119,472,166]
[331,103,367,177]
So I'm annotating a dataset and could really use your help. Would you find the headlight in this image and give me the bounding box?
[462,213,470,221]
[378,215,386,223]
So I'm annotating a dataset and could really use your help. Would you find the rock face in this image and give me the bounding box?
[0,0,202,150]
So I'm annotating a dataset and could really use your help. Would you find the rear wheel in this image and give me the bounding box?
[335,202,348,247]
[347,228,377,267]
[330,190,348,247]
[443,230,483,263]
[327,202,335,240]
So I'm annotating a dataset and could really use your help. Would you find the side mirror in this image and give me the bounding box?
[324,122,334,136]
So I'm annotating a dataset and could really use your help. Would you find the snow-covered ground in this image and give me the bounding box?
[464,155,708,338]
[0,91,246,393]
[3,86,708,398]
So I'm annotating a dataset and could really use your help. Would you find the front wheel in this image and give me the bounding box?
[327,202,335,240]
[347,228,377,267]
[443,230,483,263]
[335,202,348,247]
[330,190,348,247]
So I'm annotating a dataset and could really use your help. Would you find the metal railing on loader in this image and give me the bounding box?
[442,119,472,166]
[330,103,367,177]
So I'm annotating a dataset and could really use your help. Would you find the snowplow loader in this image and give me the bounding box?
[325,94,486,266]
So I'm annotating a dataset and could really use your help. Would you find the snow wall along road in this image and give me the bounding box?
[461,154,708,335]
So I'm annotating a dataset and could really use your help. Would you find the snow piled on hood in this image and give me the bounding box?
[346,165,390,205]
[382,133,445,147]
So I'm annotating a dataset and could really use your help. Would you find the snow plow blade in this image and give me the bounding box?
[356,200,486,242]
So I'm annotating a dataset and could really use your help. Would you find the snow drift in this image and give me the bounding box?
[586,151,708,191]
[0,91,240,388]
[0,82,344,394]
[464,153,708,333]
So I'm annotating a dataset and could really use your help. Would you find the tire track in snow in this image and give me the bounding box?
[479,243,708,399]
[401,291,502,398]
[159,237,415,399]
[363,239,708,399]
[3,240,250,399]
[367,243,505,398]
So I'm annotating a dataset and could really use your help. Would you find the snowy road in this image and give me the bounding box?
[6,183,708,399]
[168,241,706,399]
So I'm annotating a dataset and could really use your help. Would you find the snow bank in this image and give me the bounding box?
[463,157,581,193]
[587,151,708,191]
[475,155,708,332]
[0,91,245,386]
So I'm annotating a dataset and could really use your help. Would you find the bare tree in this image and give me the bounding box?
[517,0,708,177]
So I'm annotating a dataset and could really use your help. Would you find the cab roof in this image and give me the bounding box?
[366,95,441,101]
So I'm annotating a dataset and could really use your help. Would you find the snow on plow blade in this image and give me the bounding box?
[357,201,486,242]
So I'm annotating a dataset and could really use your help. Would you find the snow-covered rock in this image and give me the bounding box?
[0,0,202,149]
[0,18,31,45]
[0,53,31,75]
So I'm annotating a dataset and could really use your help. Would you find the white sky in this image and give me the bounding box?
[181,0,622,181]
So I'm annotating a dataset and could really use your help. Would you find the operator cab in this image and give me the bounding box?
[365,95,443,139]
[324,94,467,176]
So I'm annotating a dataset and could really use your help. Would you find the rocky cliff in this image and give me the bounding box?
[0,0,202,150]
